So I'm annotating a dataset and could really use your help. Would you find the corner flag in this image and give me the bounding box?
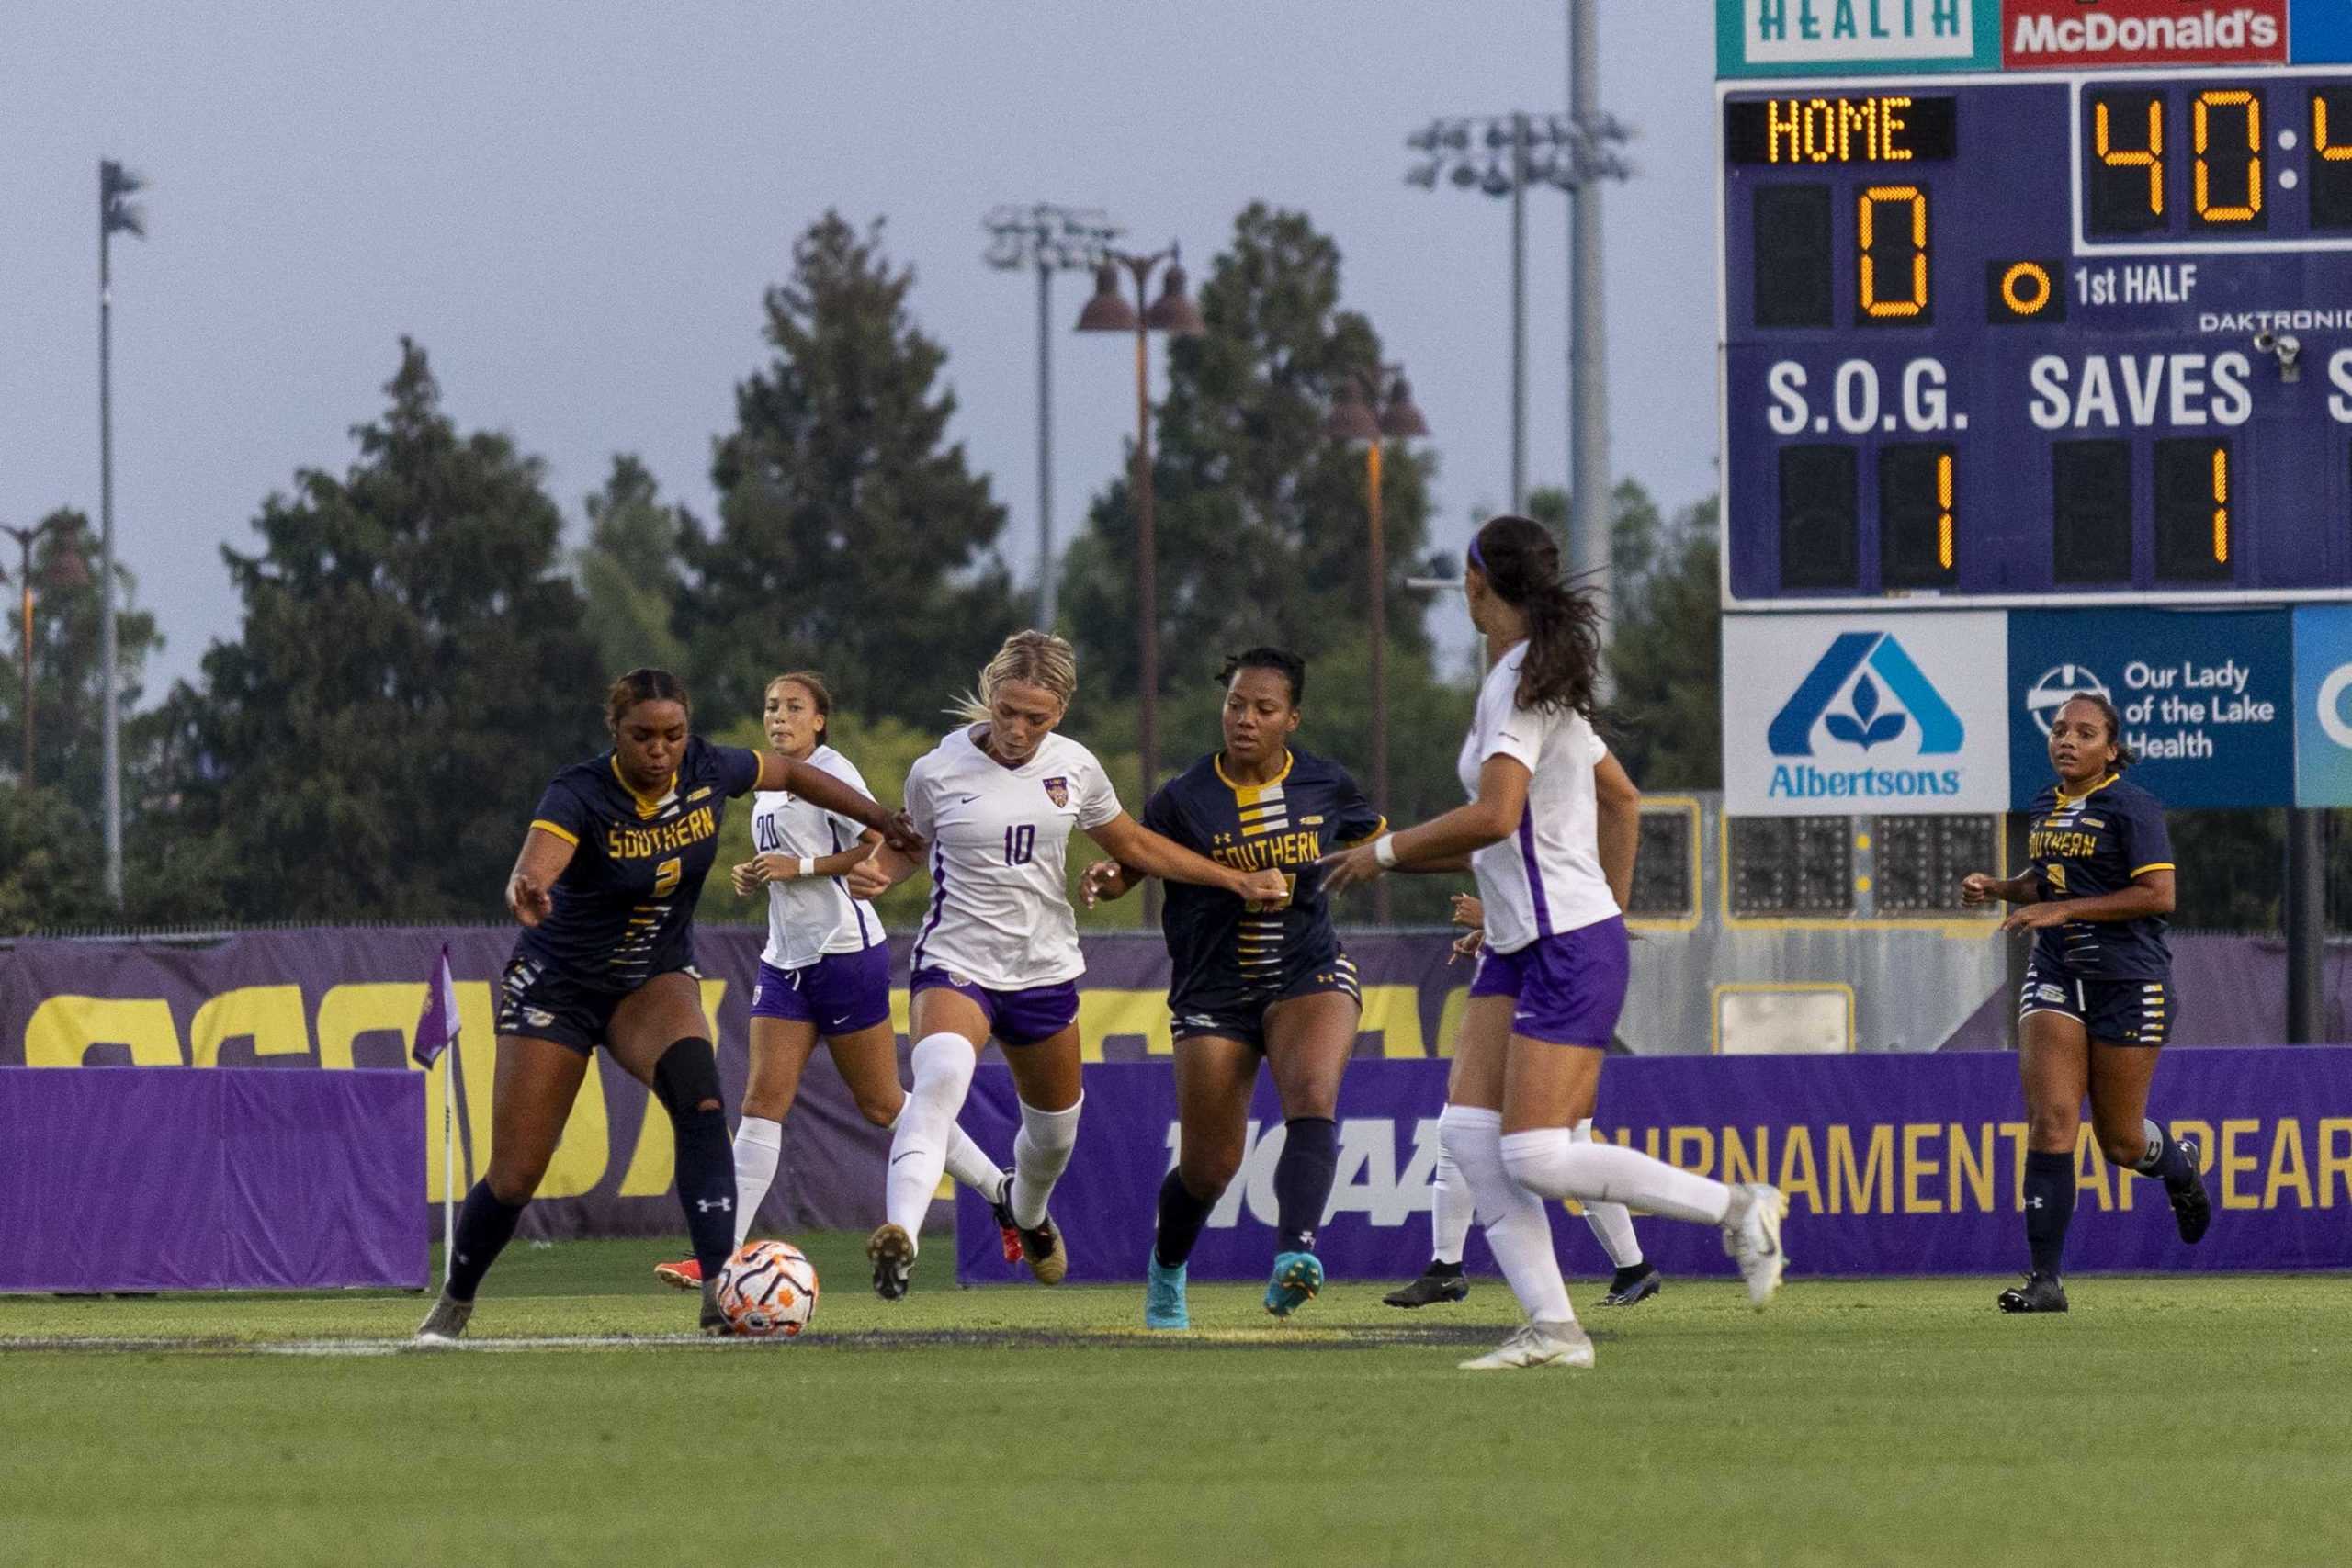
[413,945,459,1067]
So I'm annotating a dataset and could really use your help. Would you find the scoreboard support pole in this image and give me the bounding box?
[2286,811,2326,1044]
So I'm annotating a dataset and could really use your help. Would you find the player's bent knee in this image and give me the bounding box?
[652,1036,724,1119]
[850,1089,901,1128]
[485,1161,547,1206]
[1178,1154,1238,1200]
[2024,1107,2077,1149]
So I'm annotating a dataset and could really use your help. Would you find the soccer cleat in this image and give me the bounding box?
[865,1222,916,1302]
[1996,1271,2069,1313]
[1722,1182,1790,1309]
[1383,1264,1471,1309]
[1263,1251,1324,1318]
[1144,1254,1190,1330]
[1457,1320,1595,1371]
[414,1292,473,1344]
[2166,1134,2212,1246]
[652,1257,702,1292]
[986,1172,1025,1265]
[998,1166,1067,1286]
[698,1278,732,1337]
[1598,1264,1663,1308]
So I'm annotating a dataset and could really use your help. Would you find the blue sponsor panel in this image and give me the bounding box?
[2291,604,2352,804]
[2292,0,2352,62]
[1715,0,1997,77]
[2007,608,2292,806]
[1725,611,2009,814]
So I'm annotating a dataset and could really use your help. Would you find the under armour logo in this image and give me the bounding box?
[2027,1196,2044,1210]
[695,1197,733,1213]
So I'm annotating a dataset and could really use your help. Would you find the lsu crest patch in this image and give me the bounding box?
[1043,776,1069,807]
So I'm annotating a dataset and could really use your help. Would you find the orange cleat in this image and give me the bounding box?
[652,1257,703,1291]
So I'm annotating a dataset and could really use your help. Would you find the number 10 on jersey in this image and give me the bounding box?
[1004,824,1036,865]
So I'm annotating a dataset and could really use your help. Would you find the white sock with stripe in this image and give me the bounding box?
[730,1115,783,1249]
[1573,1121,1644,1269]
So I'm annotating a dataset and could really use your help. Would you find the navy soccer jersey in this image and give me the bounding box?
[514,736,763,990]
[1144,746,1385,1018]
[2024,772,2174,979]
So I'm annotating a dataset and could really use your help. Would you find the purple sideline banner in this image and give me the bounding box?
[954,1052,2352,1285]
[0,929,1458,1242]
[0,1067,424,1292]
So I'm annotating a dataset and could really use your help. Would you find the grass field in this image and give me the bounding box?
[4,1238,2346,1568]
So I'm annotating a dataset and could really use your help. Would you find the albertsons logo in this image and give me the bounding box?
[1765,631,1965,800]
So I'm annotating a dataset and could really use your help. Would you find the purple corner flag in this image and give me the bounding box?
[413,945,459,1067]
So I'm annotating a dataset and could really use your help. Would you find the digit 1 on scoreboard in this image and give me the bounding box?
[2154,437,2233,581]
[1879,444,1957,589]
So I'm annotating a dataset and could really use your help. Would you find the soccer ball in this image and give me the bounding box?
[715,1240,819,1338]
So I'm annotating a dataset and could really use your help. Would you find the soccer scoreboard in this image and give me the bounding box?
[1719,64,2352,606]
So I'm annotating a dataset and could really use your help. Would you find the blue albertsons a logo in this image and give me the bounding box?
[1766,632,1965,801]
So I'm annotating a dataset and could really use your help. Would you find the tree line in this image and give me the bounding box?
[1,199,1900,935]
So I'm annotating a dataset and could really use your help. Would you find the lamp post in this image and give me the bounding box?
[1077,245,1204,927]
[1404,103,1628,524]
[984,205,1124,631]
[1329,369,1430,926]
[1,516,93,788]
[99,157,146,907]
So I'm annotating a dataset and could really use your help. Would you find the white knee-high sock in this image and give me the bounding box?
[1500,1127,1732,1227]
[1573,1120,1644,1269]
[731,1115,784,1248]
[1430,1140,1475,1266]
[1009,1096,1082,1229]
[886,1106,1003,1200]
[884,1034,977,1247]
[1439,1103,1575,1325]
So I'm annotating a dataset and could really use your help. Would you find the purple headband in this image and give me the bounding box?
[1466,533,1486,574]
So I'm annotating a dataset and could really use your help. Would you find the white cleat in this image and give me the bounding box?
[1723,1182,1790,1309]
[414,1292,473,1344]
[1456,1320,1595,1371]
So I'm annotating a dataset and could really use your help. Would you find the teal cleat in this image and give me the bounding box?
[1144,1253,1190,1330]
[1263,1251,1323,1318]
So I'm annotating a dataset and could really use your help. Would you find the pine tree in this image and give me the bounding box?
[578,454,688,678]
[683,213,1016,731]
[160,340,599,921]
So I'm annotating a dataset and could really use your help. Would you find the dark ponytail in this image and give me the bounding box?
[1470,515,1603,719]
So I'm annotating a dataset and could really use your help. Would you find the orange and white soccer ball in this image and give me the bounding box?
[716,1240,819,1337]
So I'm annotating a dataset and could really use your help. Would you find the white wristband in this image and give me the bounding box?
[797,857,816,878]
[1373,833,1399,870]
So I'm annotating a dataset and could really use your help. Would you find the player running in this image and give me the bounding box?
[846,631,1288,1299]
[651,672,1008,1292]
[416,668,918,1341]
[1384,894,1663,1312]
[1080,647,1382,1327]
[1323,515,1787,1372]
[1961,691,2210,1314]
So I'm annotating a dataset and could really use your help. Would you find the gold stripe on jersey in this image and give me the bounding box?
[530,818,581,847]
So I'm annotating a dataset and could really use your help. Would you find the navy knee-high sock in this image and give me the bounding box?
[1274,1116,1339,1255]
[655,1039,737,1277]
[2023,1149,2075,1279]
[2131,1122,2195,1189]
[447,1179,526,1303]
[1154,1168,1216,1269]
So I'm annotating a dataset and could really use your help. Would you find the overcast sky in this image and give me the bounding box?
[4,2,1717,694]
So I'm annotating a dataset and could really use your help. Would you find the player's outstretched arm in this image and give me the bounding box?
[1085,814,1288,906]
[846,844,920,902]
[1319,755,1532,894]
[759,751,923,853]
[506,826,577,928]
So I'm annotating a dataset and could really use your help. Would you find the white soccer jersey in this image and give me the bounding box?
[904,725,1122,988]
[752,745,884,971]
[1458,641,1621,953]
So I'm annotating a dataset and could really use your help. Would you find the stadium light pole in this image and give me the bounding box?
[1329,368,1430,926]
[1078,244,1204,929]
[1,515,93,788]
[1404,96,1629,525]
[984,205,1124,631]
[99,158,147,908]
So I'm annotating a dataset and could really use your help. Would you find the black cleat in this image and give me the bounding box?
[1598,1265,1663,1307]
[2166,1134,2212,1245]
[1996,1271,2069,1313]
[1384,1265,1470,1309]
